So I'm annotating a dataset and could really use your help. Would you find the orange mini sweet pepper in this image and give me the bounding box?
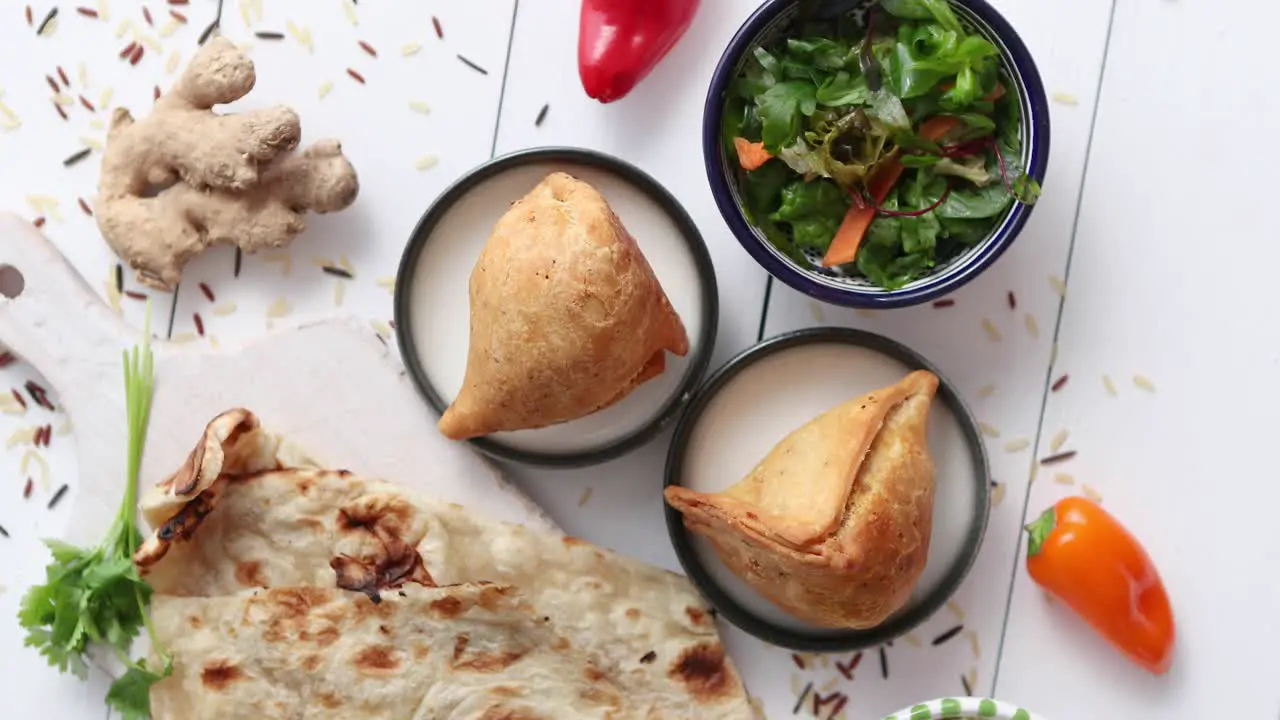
[1024,496,1176,675]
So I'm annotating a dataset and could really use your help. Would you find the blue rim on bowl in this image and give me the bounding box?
[702,0,1051,309]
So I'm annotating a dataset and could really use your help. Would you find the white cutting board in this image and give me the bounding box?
[0,213,557,547]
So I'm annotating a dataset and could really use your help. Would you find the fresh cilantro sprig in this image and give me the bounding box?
[18,304,171,720]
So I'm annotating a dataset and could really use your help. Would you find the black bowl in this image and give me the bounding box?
[664,327,990,650]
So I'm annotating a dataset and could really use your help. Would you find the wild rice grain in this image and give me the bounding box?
[792,682,813,715]
[535,103,549,127]
[233,247,243,277]
[57,65,70,87]
[1102,374,1117,397]
[169,9,186,22]
[153,85,161,101]
[960,673,972,696]
[322,265,353,279]
[932,298,955,308]
[26,5,33,25]
[790,653,806,670]
[1053,472,1075,486]
[346,68,366,84]
[124,290,147,300]
[23,477,33,499]
[835,652,861,680]
[168,0,188,4]
[197,281,215,302]
[1039,450,1077,465]
[456,54,488,75]
[63,147,92,166]
[1007,290,1016,309]
[254,30,285,40]
[33,215,47,227]
[142,5,152,25]
[119,40,137,58]
[932,624,964,645]
[47,483,69,509]
[197,19,218,44]
[12,389,27,410]
[0,524,8,538]
[46,75,61,93]
[78,94,95,111]
[0,352,12,369]
[193,312,204,336]
[1051,374,1069,392]
[1133,374,1156,393]
[878,645,888,679]
[77,5,99,17]
[77,197,92,215]
[432,16,443,39]
[36,6,58,35]
[358,40,377,57]
[130,44,144,65]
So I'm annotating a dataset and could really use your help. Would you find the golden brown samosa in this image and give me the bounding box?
[664,371,939,629]
[439,172,689,440]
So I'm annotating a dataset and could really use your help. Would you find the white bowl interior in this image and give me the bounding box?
[406,161,707,455]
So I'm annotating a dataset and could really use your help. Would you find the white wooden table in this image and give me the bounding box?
[1,1,1275,718]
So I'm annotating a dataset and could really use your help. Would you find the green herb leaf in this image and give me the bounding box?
[757,82,818,152]
[815,71,869,107]
[107,657,173,720]
[770,178,851,250]
[938,181,1013,218]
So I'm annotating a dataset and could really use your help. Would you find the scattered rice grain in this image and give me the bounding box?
[142,5,153,25]
[264,250,292,275]
[140,34,161,53]
[903,632,923,647]
[317,80,333,99]
[212,302,237,317]
[77,5,100,17]
[78,94,95,111]
[157,17,178,36]
[254,30,285,40]
[978,422,1000,438]
[238,0,250,26]
[932,624,964,646]
[376,276,395,294]
[342,0,358,25]
[52,92,74,106]
[1003,438,1030,453]
[408,100,431,114]
[1051,374,1069,392]
[21,449,50,489]
[535,103,549,127]
[961,673,972,696]
[124,290,147,300]
[47,483,69,509]
[55,420,71,435]
[77,197,92,215]
[981,318,1001,341]
[1040,450,1077,465]
[57,65,70,87]
[199,281,215,301]
[63,147,92,166]
[358,40,377,57]
[1049,274,1066,297]
[114,262,123,293]
[171,331,196,344]
[129,43,144,65]
[33,215,47,227]
[99,87,114,109]
[192,312,205,336]
[932,298,955,308]
[1025,312,1039,339]
[1053,472,1075,486]
[169,9,186,23]
[947,600,966,622]
[1049,428,1069,453]
[855,308,876,318]
[24,477,33,499]
[793,682,813,715]
[266,297,291,319]
[977,384,995,398]
[208,334,221,350]
[286,21,314,52]
[0,100,20,123]
[26,5,33,25]
[332,280,345,307]
[1102,374,1117,397]
[456,54,488,75]
[991,483,1006,507]
[1007,290,1016,309]
[0,525,7,538]
[1082,484,1103,503]
[97,0,110,21]
[1052,92,1079,106]
[114,18,130,38]
[1133,374,1156,393]
[414,154,438,171]
[45,74,61,93]
[432,15,443,39]
[322,265,353,279]
[233,247,242,277]
[879,645,889,679]
[36,6,58,35]
[808,300,823,323]
[346,68,366,84]
[401,41,422,56]
[7,426,38,449]
[370,320,391,339]
[338,255,354,274]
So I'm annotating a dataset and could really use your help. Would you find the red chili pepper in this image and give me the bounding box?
[577,0,701,103]
[1025,496,1176,674]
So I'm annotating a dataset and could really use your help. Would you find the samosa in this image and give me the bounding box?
[665,371,939,629]
[439,172,688,440]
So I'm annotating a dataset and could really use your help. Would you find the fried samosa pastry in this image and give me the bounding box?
[665,370,939,629]
[439,172,688,439]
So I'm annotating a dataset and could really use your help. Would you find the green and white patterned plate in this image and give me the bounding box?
[883,697,1046,720]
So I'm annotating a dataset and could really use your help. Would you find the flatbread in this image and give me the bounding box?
[138,410,751,719]
[664,371,938,629]
[438,172,689,440]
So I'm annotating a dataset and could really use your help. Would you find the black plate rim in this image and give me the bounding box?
[663,326,991,651]
[394,146,720,468]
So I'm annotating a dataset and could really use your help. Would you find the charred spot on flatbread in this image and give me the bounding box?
[451,633,527,673]
[331,494,436,602]
[352,644,403,674]
[669,642,736,703]
[200,659,244,691]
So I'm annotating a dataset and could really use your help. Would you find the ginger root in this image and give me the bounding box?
[96,37,359,291]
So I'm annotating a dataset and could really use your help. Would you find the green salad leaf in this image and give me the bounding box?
[725,1,1041,289]
[19,304,171,719]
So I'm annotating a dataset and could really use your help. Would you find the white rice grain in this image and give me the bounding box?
[376,276,396,294]
[947,600,966,622]
[0,394,24,416]
[77,62,89,88]
[808,300,823,323]
[209,335,221,350]
[317,80,334,99]
[213,302,237,317]
[1133,374,1157,393]
[1049,274,1067,297]
[982,318,1001,342]
[342,0,358,25]
[264,250,292,276]
[408,100,432,115]
[401,41,423,56]
[7,427,37,449]
[370,320,392,339]
[1049,428,1069,453]
[166,50,181,74]
[1082,484,1104,503]
[158,18,180,37]
[114,18,131,39]
[903,633,922,648]
[140,34,162,53]
[1024,313,1039,339]
[414,154,439,171]
[171,331,196,344]
[968,631,981,659]
[333,280,345,307]
[1051,92,1079,106]
[56,420,72,436]
[978,422,1000,438]
[80,136,103,150]
[21,449,50,489]
[977,384,996,399]
[1102,374,1117,396]
[1053,472,1075,486]
[97,0,110,22]
[1003,438,1030,453]
[991,483,1006,507]
[266,297,292,319]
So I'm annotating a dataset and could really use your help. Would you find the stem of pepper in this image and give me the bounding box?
[1025,506,1057,557]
